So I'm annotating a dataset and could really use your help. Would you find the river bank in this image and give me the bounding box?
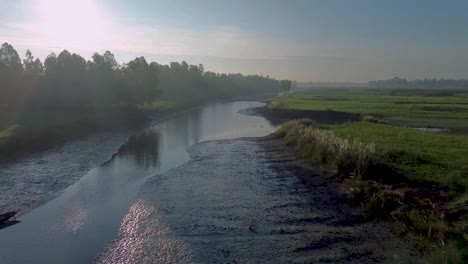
[0,108,149,164]
[249,90,468,263]
[0,103,208,217]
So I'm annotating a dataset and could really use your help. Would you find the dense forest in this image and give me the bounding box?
[0,42,280,112]
[368,77,468,88]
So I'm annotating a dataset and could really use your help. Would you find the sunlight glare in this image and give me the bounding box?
[38,0,107,50]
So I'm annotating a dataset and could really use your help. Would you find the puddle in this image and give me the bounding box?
[412,127,450,133]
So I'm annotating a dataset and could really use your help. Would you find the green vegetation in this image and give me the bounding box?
[277,119,375,179]
[0,109,147,160]
[0,125,16,142]
[332,122,468,192]
[271,87,468,133]
[270,88,468,263]
[277,120,467,263]
[0,42,281,159]
[279,80,292,94]
[368,77,468,89]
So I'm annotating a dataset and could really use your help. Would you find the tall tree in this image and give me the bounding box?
[280,80,292,93]
[121,57,159,105]
[0,43,24,108]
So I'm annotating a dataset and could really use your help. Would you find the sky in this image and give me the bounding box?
[1,0,468,82]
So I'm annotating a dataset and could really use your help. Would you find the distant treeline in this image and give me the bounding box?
[368,77,468,89]
[0,43,279,111]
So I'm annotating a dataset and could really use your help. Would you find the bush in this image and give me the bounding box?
[361,114,380,123]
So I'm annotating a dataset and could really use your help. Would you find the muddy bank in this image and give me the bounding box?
[240,106,360,125]
[0,129,139,216]
[0,109,150,164]
[0,108,182,217]
[98,138,416,263]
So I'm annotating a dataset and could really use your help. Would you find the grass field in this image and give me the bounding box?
[271,88,468,193]
[333,122,468,193]
[270,88,468,263]
[273,88,468,133]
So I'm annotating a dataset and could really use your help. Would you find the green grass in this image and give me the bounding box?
[0,125,16,138]
[332,122,468,193]
[273,87,468,133]
[270,87,468,193]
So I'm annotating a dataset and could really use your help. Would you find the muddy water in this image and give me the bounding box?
[0,101,277,264]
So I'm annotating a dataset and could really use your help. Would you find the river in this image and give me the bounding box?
[0,101,415,263]
[0,101,277,263]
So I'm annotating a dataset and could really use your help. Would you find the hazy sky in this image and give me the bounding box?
[1,0,468,81]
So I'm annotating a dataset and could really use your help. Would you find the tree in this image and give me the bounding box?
[1,43,280,112]
[0,43,24,108]
[20,50,44,108]
[88,51,120,107]
[23,50,43,75]
[0,43,22,69]
[120,57,159,105]
[280,80,292,94]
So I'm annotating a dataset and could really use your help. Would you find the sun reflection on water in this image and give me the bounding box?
[97,199,192,263]
[47,201,89,235]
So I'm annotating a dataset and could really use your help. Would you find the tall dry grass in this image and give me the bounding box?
[278,119,375,179]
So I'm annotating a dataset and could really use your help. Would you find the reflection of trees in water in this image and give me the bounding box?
[164,109,202,147]
[183,110,202,146]
[117,131,160,168]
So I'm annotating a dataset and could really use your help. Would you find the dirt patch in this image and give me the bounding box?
[240,107,360,125]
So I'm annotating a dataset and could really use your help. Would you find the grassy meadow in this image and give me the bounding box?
[270,87,468,263]
[274,88,468,133]
[271,87,468,192]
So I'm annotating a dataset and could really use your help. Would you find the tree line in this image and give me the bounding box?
[0,43,280,111]
[368,77,468,89]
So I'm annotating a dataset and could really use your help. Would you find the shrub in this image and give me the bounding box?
[266,99,282,110]
[361,114,380,123]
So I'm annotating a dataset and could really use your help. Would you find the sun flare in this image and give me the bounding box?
[38,0,107,50]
